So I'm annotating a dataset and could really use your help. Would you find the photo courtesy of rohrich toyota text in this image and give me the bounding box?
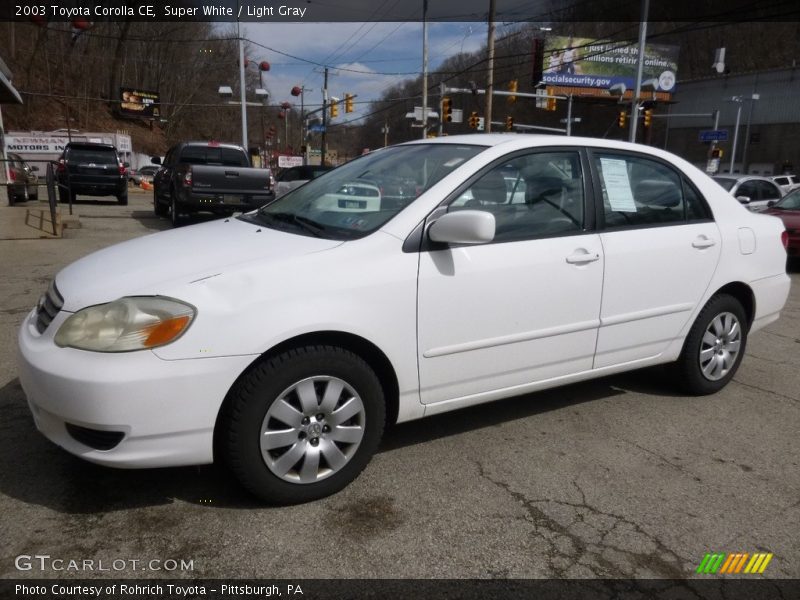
[0,1,799,599]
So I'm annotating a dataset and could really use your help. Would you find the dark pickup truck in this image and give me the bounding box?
[153,141,275,226]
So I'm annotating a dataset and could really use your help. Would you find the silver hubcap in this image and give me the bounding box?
[260,376,365,484]
[699,311,742,381]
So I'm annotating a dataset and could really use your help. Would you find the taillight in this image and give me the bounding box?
[781,230,788,250]
[118,164,127,177]
[57,159,66,174]
[8,170,16,182]
[183,167,192,187]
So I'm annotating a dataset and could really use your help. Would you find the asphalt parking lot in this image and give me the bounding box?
[1,188,798,580]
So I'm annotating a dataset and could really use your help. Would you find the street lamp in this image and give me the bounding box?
[218,60,271,151]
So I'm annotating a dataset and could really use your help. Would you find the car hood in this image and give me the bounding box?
[55,217,343,311]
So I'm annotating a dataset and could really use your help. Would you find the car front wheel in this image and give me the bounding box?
[222,345,385,504]
[675,294,748,395]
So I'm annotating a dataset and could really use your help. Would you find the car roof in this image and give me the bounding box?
[65,142,117,150]
[181,141,244,150]
[714,174,773,181]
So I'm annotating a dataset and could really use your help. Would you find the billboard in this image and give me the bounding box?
[541,36,679,93]
[119,87,161,119]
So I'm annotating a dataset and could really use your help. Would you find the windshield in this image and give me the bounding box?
[775,188,800,210]
[245,143,485,239]
[713,177,736,192]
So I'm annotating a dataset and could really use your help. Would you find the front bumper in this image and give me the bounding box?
[17,308,257,468]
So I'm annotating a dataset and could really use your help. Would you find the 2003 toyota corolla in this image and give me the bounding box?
[17,135,790,504]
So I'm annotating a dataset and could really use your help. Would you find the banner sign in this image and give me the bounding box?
[278,155,304,168]
[4,135,70,154]
[542,36,679,92]
[119,87,161,119]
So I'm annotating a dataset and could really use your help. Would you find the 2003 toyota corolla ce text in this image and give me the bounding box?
[17,135,791,504]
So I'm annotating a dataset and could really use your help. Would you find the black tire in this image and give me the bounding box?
[58,187,69,204]
[675,294,748,395]
[153,188,167,217]
[117,191,128,205]
[222,345,386,505]
[169,192,182,227]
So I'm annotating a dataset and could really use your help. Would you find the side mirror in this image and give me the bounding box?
[767,200,776,207]
[428,210,495,245]
[736,195,751,204]
[123,162,130,168]
[151,156,162,165]
[30,166,39,172]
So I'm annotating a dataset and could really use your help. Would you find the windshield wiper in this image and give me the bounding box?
[261,212,326,236]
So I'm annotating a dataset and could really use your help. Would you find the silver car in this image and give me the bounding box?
[713,175,783,211]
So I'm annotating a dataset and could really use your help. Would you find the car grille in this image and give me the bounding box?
[65,423,125,451]
[35,280,64,334]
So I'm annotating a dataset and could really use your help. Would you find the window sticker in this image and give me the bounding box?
[600,158,637,212]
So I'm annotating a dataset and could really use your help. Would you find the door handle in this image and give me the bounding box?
[692,236,716,249]
[225,171,240,177]
[566,251,600,264]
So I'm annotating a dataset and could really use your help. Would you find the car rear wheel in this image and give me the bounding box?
[675,294,748,395]
[222,345,385,504]
[153,188,167,217]
[169,194,182,227]
[117,190,128,205]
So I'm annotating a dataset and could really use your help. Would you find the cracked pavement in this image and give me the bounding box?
[1,191,798,579]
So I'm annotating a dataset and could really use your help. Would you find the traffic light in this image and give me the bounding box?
[643,108,653,127]
[468,111,479,129]
[618,111,626,128]
[546,97,556,112]
[345,93,354,113]
[442,96,452,122]
[505,116,514,131]
[507,79,518,104]
[330,100,339,118]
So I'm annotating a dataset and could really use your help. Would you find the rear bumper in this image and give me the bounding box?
[60,179,127,196]
[178,190,275,212]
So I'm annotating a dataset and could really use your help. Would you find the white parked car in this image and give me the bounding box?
[274,165,334,198]
[771,174,800,195]
[713,174,783,211]
[17,135,791,504]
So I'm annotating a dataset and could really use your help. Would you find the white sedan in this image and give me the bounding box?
[17,135,791,504]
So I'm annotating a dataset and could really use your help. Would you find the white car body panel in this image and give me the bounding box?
[17,134,791,470]
[418,234,603,404]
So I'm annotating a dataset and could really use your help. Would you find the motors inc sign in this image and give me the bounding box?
[4,136,69,153]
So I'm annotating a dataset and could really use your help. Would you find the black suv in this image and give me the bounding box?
[56,142,129,205]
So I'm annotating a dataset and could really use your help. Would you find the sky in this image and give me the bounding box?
[243,21,499,124]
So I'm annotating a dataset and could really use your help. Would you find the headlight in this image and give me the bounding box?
[55,297,196,352]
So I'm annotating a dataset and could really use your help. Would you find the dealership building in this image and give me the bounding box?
[663,67,800,176]
[0,54,23,186]
[3,130,133,175]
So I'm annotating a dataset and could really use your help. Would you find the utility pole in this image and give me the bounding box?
[438,82,445,137]
[321,67,328,166]
[421,0,429,139]
[485,0,496,133]
[628,0,649,144]
[238,21,248,151]
[730,97,743,174]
